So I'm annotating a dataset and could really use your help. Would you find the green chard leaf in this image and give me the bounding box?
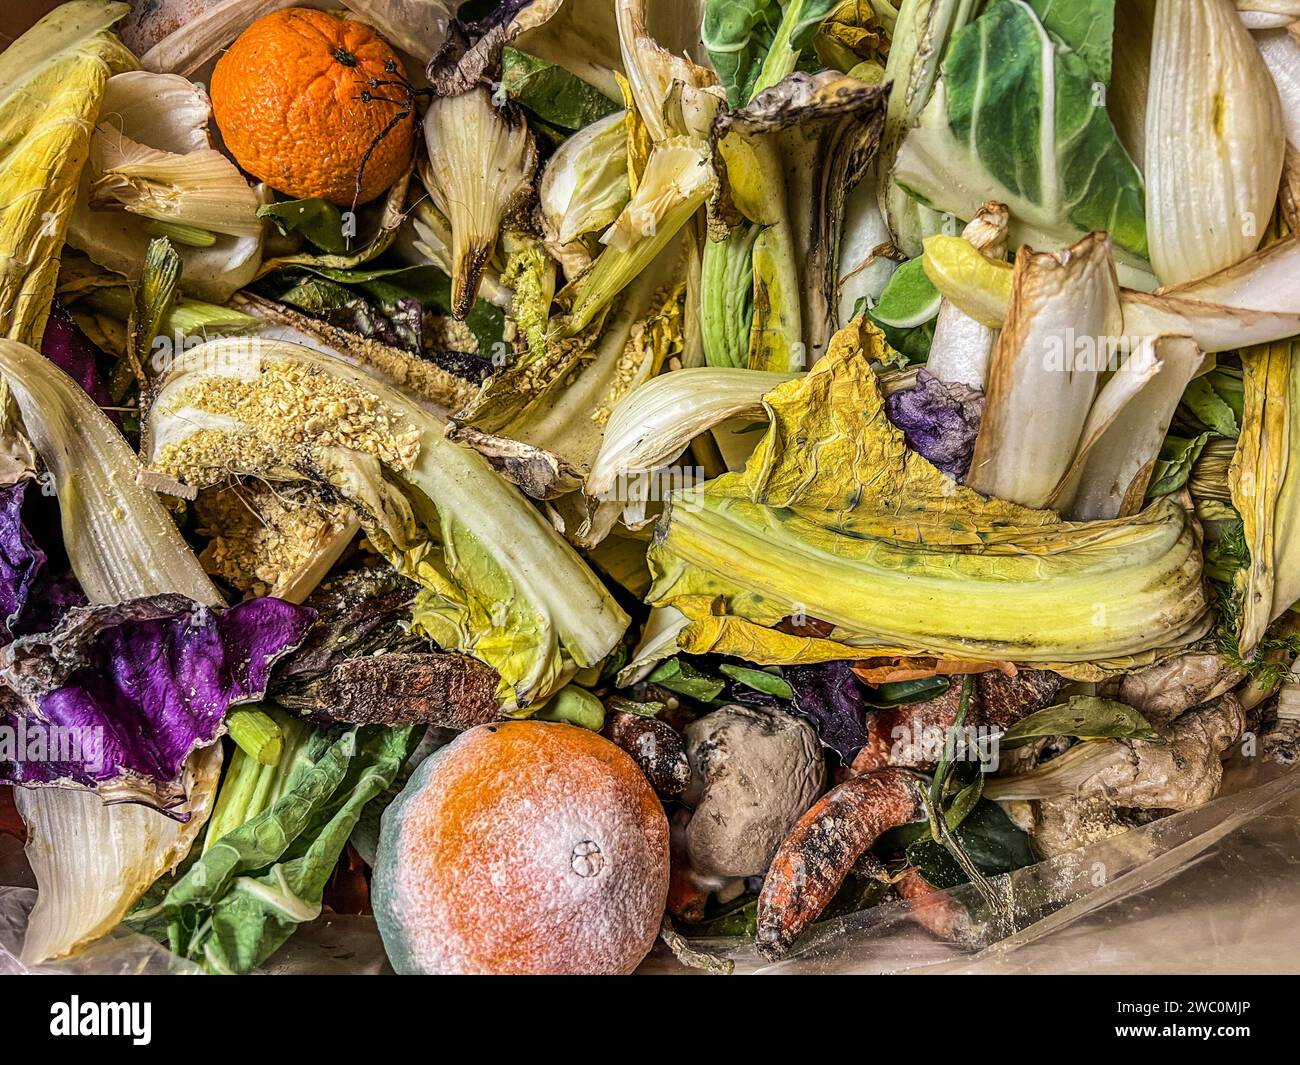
[1027,0,1116,86]
[894,0,1147,259]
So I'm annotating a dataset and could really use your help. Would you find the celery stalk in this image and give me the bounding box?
[226,706,284,767]
[204,708,314,854]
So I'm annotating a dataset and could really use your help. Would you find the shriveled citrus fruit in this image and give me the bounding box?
[373,721,670,975]
[210,8,415,206]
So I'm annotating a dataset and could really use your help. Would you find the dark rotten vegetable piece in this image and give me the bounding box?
[756,768,926,961]
[602,709,691,795]
[311,652,501,728]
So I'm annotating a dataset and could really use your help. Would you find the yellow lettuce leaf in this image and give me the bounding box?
[708,317,1055,531]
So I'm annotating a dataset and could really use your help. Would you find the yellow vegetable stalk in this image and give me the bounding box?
[646,320,1214,674]
[1231,339,1300,658]
[0,0,136,345]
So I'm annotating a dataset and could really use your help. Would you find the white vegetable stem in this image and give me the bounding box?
[1056,336,1204,521]
[1145,0,1284,285]
[586,367,798,501]
[925,202,1008,388]
[967,233,1123,508]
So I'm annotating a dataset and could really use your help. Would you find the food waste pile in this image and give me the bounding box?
[0,0,1297,975]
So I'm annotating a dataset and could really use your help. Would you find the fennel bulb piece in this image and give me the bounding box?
[1058,336,1204,521]
[539,111,631,247]
[421,87,538,319]
[1144,0,1284,285]
[67,71,265,303]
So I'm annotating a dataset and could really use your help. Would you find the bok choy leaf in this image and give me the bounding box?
[893,0,1148,266]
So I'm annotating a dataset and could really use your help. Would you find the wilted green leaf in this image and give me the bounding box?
[1182,369,1243,438]
[720,663,794,699]
[258,199,350,255]
[1000,695,1159,749]
[882,799,1036,890]
[648,658,727,702]
[501,46,620,132]
[871,256,941,329]
[1148,432,1211,497]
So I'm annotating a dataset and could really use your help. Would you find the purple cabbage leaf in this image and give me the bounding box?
[0,482,45,642]
[884,369,984,480]
[784,660,871,763]
[0,594,315,814]
[40,304,116,416]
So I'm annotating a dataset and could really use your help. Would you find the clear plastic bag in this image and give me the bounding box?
[641,757,1300,974]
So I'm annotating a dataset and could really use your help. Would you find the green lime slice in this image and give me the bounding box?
[872,255,942,329]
